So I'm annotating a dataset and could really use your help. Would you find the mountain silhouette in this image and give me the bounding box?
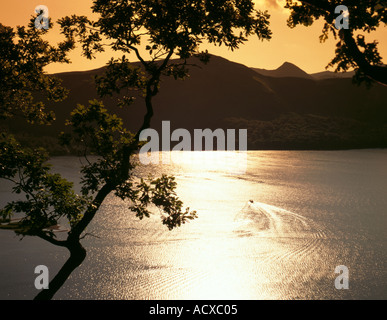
[252,62,314,80]
[2,54,387,152]
[311,70,355,80]
[253,62,356,80]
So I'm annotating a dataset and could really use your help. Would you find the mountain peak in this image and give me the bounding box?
[252,62,313,79]
[277,61,300,70]
[278,61,297,67]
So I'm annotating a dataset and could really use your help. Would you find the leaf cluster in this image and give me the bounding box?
[59,100,135,195]
[128,175,197,230]
[0,133,89,237]
[0,17,73,124]
[285,0,387,85]
[58,0,272,103]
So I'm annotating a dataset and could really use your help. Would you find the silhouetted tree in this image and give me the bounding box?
[0,19,71,123]
[285,0,387,86]
[1,0,271,300]
[59,0,272,129]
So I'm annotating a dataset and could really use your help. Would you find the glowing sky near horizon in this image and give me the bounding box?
[1,0,386,74]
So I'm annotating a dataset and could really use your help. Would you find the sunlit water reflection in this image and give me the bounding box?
[1,150,386,299]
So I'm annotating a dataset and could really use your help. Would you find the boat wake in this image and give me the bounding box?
[233,201,331,263]
[234,201,326,237]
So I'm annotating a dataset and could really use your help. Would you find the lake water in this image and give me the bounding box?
[0,150,386,300]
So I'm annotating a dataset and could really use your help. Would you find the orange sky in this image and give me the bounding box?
[1,0,386,74]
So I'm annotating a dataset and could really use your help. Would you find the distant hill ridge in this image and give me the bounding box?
[252,61,355,80]
[2,54,386,152]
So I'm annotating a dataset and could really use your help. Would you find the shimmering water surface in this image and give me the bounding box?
[1,150,386,299]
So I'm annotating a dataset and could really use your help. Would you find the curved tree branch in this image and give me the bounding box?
[67,183,114,242]
[36,231,68,247]
[34,242,86,300]
[295,0,387,86]
[342,29,387,86]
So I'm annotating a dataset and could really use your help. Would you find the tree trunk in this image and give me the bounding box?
[342,29,387,86]
[33,241,86,300]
